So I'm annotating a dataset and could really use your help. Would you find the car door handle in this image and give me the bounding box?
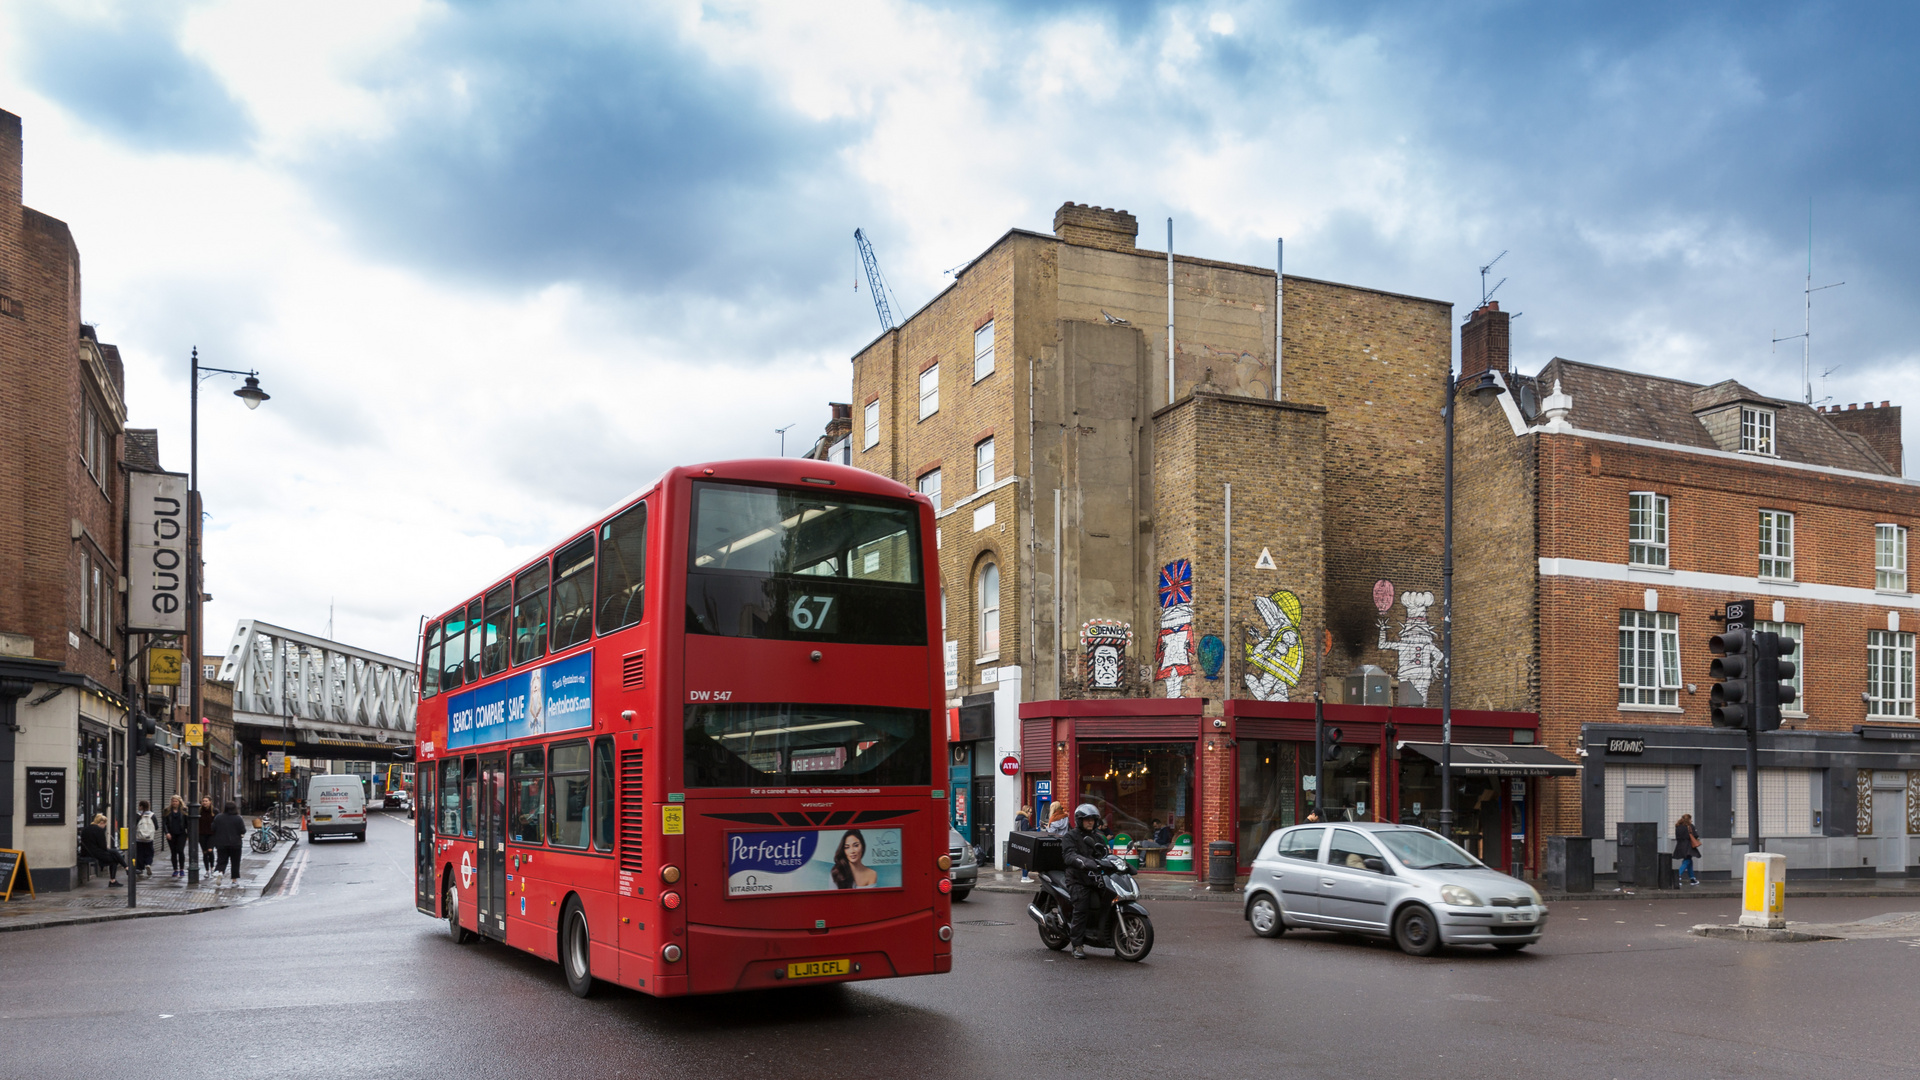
[1321,879,1335,887]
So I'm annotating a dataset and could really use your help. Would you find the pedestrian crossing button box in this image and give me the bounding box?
[1006,830,1063,872]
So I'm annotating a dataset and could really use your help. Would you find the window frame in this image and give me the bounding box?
[973,320,995,382]
[1627,492,1668,568]
[547,739,591,849]
[917,467,942,512]
[1741,406,1776,455]
[441,607,469,692]
[79,550,92,641]
[975,437,995,490]
[918,364,939,420]
[1867,629,1915,719]
[549,532,597,653]
[1617,609,1681,707]
[591,736,615,852]
[481,583,511,677]
[977,559,1001,659]
[421,620,441,698]
[509,745,546,845]
[460,755,478,839]
[1759,510,1794,581]
[862,400,879,450]
[595,500,649,636]
[438,759,461,836]
[1877,524,1907,592]
[511,561,550,667]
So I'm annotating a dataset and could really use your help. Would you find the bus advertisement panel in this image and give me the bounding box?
[447,652,592,749]
[727,827,904,896]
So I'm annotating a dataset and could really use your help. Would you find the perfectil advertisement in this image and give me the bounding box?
[727,828,903,897]
[447,650,592,749]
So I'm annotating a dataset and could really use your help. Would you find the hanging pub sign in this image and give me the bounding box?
[149,647,183,687]
[126,471,190,634]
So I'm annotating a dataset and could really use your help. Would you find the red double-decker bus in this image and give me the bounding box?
[411,459,954,997]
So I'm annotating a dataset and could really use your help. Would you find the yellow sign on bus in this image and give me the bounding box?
[662,805,684,835]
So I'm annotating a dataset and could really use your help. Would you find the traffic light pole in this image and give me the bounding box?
[1746,723,1760,855]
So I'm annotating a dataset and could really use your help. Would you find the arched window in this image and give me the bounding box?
[977,561,1000,657]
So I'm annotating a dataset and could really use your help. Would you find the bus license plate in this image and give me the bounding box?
[787,959,850,980]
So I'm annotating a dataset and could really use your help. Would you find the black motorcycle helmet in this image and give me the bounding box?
[1073,802,1101,829]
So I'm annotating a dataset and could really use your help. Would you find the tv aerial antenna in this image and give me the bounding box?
[1478,250,1508,307]
[1771,201,1844,404]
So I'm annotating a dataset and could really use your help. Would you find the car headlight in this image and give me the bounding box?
[1438,884,1482,907]
[1524,884,1543,907]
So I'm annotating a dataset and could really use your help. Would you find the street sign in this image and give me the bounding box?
[149,647,182,686]
[1301,774,1317,791]
[999,754,1019,776]
[269,751,285,773]
[185,723,204,747]
[1723,598,1755,630]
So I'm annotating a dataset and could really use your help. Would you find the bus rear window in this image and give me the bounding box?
[684,703,932,788]
[686,482,925,646]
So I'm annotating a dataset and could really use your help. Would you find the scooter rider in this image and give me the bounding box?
[1062,802,1111,959]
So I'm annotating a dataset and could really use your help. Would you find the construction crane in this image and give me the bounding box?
[854,228,898,332]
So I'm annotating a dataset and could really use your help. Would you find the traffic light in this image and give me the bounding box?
[1323,725,1344,763]
[1755,631,1798,732]
[1708,627,1753,729]
[131,714,158,756]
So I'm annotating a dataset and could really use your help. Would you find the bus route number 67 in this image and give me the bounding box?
[788,594,837,633]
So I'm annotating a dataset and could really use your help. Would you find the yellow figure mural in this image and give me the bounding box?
[1244,589,1305,701]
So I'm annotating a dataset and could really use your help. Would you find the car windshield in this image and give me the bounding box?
[1374,829,1484,870]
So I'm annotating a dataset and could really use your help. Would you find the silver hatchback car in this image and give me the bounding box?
[1242,822,1545,955]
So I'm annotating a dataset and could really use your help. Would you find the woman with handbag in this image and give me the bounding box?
[1674,813,1701,886]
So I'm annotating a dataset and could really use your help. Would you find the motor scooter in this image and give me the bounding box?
[1026,853,1154,961]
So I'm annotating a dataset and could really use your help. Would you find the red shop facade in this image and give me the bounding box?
[1017,698,1573,879]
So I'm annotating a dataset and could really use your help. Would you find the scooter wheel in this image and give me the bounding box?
[1112,910,1154,962]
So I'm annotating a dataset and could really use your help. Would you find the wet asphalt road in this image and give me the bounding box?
[6,813,1919,1080]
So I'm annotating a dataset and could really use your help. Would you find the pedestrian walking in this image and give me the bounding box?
[197,796,217,873]
[1674,813,1701,886]
[1044,801,1070,833]
[133,799,158,879]
[79,813,125,888]
[1013,804,1035,881]
[164,795,190,877]
[212,802,247,884]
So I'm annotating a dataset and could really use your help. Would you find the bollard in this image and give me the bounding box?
[1738,852,1786,929]
[1207,841,1236,891]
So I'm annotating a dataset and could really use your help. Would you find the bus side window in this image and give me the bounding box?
[463,599,483,684]
[591,736,615,852]
[548,740,590,848]
[439,759,461,835]
[461,756,478,839]
[422,620,441,698]
[550,533,596,652]
[510,746,545,845]
[481,583,510,676]
[442,609,467,692]
[595,501,648,635]
[512,560,550,666]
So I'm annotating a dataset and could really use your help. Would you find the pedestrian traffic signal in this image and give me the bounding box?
[1754,632,1798,732]
[1708,627,1753,729]
[1323,725,1344,762]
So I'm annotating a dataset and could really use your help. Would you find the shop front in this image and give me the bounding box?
[1019,699,1206,875]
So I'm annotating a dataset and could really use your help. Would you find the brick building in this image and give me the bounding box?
[0,109,138,889]
[844,202,1553,874]
[1455,301,1920,880]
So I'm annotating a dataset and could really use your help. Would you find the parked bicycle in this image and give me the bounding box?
[248,804,301,853]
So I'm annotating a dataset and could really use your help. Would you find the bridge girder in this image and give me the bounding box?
[217,620,417,745]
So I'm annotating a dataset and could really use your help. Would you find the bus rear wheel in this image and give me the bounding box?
[445,882,472,945]
[561,900,597,998]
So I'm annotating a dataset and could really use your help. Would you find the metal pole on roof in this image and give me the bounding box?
[1275,238,1284,401]
[1166,219,1175,407]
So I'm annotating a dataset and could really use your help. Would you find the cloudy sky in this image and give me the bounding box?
[5,1,1915,661]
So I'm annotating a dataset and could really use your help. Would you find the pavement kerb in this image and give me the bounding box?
[972,873,1920,905]
[0,830,303,933]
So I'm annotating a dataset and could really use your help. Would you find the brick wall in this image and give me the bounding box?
[1818,401,1903,474]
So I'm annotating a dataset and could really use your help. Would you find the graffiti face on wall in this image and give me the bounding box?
[1080,619,1133,690]
[1375,580,1443,704]
[1244,589,1304,701]
[1156,559,1195,697]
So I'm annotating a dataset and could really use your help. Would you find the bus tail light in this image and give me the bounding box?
[937,854,951,871]
[660,865,681,884]
[662,891,682,910]
[937,924,953,942]
[936,877,951,895]
[662,944,682,963]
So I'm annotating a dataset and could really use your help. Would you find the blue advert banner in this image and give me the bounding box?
[727,827,903,897]
[447,650,593,750]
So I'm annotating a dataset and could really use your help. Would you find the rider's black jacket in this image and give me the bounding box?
[1061,826,1111,884]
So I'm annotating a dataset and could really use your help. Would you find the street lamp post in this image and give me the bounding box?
[186,348,269,885]
[1439,367,1505,838]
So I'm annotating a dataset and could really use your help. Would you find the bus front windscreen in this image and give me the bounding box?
[686,482,926,646]
[684,703,934,788]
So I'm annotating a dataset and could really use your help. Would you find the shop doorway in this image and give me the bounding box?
[1624,786,1669,840]
[971,777,996,866]
[1871,772,1908,876]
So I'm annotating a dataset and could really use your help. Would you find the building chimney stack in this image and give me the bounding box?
[1053,202,1139,253]
[1459,301,1510,380]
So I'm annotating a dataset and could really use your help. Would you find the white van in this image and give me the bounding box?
[306,775,368,842]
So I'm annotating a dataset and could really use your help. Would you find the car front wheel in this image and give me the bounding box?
[1393,904,1440,957]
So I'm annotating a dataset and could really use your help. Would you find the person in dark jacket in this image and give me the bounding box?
[1061,802,1112,959]
[164,796,191,878]
[79,813,124,887]
[211,802,247,884]
[198,797,217,873]
[133,799,158,878]
[1674,814,1702,886]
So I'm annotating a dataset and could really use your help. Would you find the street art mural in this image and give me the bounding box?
[1375,580,1443,705]
[1198,635,1226,681]
[1243,588,1305,701]
[1156,559,1195,697]
[1080,619,1134,691]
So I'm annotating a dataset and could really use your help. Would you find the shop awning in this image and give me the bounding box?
[1397,742,1581,777]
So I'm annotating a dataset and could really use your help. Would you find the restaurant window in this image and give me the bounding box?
[1237,740,1305,857]
[461,757,478,839]
[421,621,441,698]
[1628,492,1667,567]
[1075,743,1194,857]
[1618,609,1680,706]
[438,759,461,835]
[481,583,511,676]
[512,561,549,666]
[549,533,596,651]
[1867,630,1915,718]
[1318,745,1375,822]
[1877,524,1907,592]
[549,740,590,848]
[592,737,616,852]
[509,746,545,844]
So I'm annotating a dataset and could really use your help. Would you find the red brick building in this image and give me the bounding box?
[0,109,138,888]
[1456,301,1920,879]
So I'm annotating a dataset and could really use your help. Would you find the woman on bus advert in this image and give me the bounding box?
[831,829,880,889]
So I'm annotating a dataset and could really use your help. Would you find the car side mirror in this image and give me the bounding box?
[1362,857,1388,874]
